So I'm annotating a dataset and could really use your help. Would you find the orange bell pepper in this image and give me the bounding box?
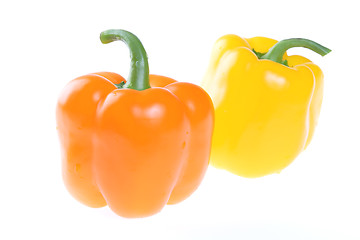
[56,29,214,218]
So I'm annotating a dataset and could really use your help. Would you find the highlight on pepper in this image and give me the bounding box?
[202,35,331,178]
[56,29,214,218]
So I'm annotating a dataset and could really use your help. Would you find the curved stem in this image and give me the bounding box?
[261,38,331,64]
[100,29,150,90]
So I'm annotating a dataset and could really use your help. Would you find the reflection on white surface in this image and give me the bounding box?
[1,0,359,239]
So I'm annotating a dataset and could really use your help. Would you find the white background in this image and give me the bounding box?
[1,0,359,239]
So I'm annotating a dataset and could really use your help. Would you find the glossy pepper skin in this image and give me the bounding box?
[202,35,330,178]
[56,30,214,218]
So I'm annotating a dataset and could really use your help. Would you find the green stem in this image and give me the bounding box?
[100,29,150,90]
[260,38,331,64]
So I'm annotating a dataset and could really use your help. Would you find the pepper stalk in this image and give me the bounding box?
[100,29,151,91]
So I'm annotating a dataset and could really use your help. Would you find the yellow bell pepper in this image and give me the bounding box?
[202,35,331,178]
